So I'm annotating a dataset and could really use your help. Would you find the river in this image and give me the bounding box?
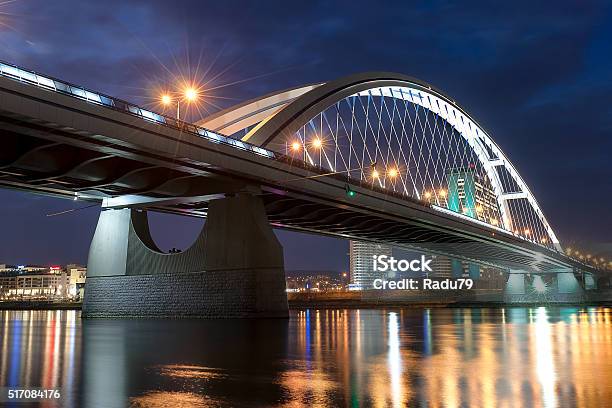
[0,307,611,407]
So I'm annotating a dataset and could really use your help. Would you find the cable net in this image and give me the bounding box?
[269,86,557,249]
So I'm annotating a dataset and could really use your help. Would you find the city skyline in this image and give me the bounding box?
[0,0,610,269]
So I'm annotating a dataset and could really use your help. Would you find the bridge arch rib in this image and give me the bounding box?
[199,72,561,252]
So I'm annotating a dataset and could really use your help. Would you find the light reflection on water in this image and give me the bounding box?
[0,307,611,407]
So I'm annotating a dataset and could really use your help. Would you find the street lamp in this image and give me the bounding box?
[160,86,200,121]
[291,141,301,152]
[184,87,198,102]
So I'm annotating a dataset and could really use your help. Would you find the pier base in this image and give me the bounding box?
[504,271,586,303]
[83,193,288,318]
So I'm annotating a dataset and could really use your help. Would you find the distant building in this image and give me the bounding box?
[428,255,471,278]
[350,240,392,289]
[0,274,16,297]
[427,254,507,287]
[0,264,79,300]
[0,264,47,274]
[446,166,501,224]
[0,264,17,273]
[285,271,344,292]
[429,255,453,278]
[66,264,87,299]
[477,266,506,289]
[1,271,68,300]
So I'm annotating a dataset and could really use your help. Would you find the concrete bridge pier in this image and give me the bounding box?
[504,270,586,303]
[82,193,288,318]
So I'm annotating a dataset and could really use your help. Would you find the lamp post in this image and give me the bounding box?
[161,86,199,121]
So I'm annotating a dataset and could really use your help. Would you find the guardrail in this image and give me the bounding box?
[0,60,278,159]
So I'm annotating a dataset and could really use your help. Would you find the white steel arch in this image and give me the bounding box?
[359,86,561,251]
[199,73,562,251]
[196,83,322,136]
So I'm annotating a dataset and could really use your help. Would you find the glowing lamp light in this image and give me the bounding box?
[312,138,322,148]
[184,87,198,101]
[439,189,447,198]
[291,141,301,151]
[524,228,531,235]
[387,168,398,178]
[371,169,380,179]
[161,94,172,105]
[424,191,431,199]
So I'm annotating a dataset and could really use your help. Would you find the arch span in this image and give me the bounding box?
[199,72,561,252]
[197,83,322,136]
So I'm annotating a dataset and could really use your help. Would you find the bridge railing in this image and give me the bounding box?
[0,60,280,159]
[0,60,563,255]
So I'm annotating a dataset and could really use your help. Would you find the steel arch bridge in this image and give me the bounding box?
[2,60,607,318]
[199,72,561,252]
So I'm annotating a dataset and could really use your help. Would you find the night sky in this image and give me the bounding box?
[0,1,610,270]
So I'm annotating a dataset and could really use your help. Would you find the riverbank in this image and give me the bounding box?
[1,291,610,311]
[287,289,612,309]
[0,300,82,310]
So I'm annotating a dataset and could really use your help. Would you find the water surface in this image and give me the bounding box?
[0,307,611,407]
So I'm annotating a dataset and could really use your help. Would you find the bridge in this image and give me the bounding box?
[0,61,606,317]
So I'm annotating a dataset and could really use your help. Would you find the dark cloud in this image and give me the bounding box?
[0,0,609,267]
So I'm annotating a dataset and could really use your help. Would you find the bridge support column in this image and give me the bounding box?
[503,270,587,303]
[503,272,529,303]
[504,273,525,294]
[83,193,288,318]
[557,272,583,294]
[555,271,587,302]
